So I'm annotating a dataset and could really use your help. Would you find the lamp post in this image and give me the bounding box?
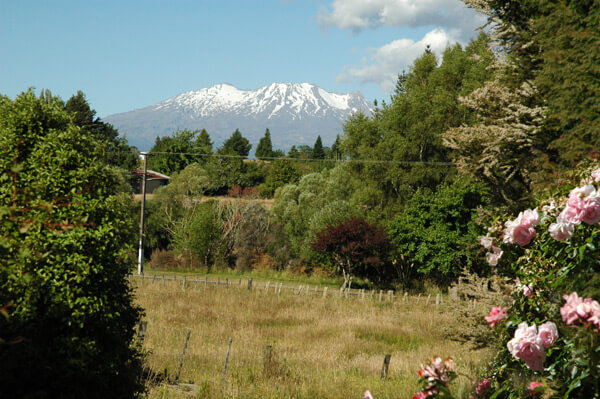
[138,152,148,275]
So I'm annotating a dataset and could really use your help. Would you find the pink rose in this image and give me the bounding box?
[503,209,538,246]
[507,322,546,371]
[561,292,583,325]
[512,223,536,246]
[485,306,508,328]
[479,236,493,250]
[582,196,600,225]
[537,322,558,348]
[412,393,427,399]
[522,209,539,226]
[528,381,545,396]
[474,378,492,396]
[559,204,584,225]
[570,185,596,201]
[516,337,546,371]
[364,390,374,399]
[486,246,503,266]
[591,168,600,183]
[523,283,533,298]
[548,216,575,241]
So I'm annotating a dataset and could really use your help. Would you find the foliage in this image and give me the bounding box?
[218,128,251,157]
[471,162,600,398]
[148,129,210,175]
[65,90,139,172]
[255,128,275,159]
[170,201,223,269]
[202,157,265,195]
[232,203,274,270]
[260,160,302,198]
[340,33,495,208]
[272,164,362,261]
[463,0,600,166]
[442,67,546,206]
[311,217,391,287]
[534,1,600,165]
[312,135,325,160]
[0,90,144,398]
[387,178,490,284]
[397,162,600,398]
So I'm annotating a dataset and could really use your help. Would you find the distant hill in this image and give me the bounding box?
[104,83,374,151]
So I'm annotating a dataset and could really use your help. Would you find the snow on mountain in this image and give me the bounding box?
[104,83,373,152]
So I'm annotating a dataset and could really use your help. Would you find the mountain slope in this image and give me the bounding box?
[104,83,373,151]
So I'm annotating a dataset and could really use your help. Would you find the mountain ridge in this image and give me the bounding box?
[104,82,373,152]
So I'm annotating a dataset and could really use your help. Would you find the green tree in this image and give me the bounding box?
[255,128,274,159]
[148,129,198,175]
[312,135,325,159]
[288,145,300,158]
[260,160,302,198]
[219,129,252,157]
[462,0,600,165]
[65,90,138,172]
[194,128,213,158]
[341,33,495,208]
[387,178,489,284]
[0,90,144,398]
[330,135,342,160]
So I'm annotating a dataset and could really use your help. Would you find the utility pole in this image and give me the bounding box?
[138,152,148,275]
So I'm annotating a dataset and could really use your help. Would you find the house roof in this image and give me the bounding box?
[131,169,170,180]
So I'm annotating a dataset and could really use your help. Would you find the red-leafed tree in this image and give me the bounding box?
[311,217,391,289]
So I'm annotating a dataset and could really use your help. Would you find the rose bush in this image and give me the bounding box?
[365,161,600,398]
[469,161,600,397]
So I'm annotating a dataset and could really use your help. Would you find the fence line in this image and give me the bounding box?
[129,274,444,306]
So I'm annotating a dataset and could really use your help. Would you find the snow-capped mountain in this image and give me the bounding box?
[104,83,373,152]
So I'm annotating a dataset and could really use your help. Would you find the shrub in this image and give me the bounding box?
[387,178,490,284]
[369,161,600,399]
[311,217,391,288]
[0,91,144,398]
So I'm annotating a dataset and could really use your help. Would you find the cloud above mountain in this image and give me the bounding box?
[319,0,486,97]
[337,29,455,93]
[318,0,484,40]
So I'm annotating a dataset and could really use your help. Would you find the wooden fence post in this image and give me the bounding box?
[381,354,391,379]
[182,275,186,290]
[136,321,147,346]
[263,345,273,376]
[323,286,328,298]
[248,278,253,291]
[174,330,191,383]
[378,290,383,302]
[221,338,233,386]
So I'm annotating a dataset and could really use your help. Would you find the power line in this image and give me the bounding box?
[137,151,455,166]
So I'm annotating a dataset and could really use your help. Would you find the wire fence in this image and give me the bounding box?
[129,273,447,306]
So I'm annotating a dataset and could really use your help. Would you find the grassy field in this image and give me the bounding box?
[134,278,490,399]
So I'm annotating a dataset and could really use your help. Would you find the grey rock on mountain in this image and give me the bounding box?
[104,83,373,151]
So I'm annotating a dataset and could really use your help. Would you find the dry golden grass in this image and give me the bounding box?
[134,279,491,399]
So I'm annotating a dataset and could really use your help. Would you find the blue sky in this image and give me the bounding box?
[0,0,485,118]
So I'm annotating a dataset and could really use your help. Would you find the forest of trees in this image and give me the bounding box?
[139,0,599,289]
[1,0,599,397]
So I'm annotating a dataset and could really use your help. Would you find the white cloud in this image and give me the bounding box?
[337,29,456,94]
[319,0,485,41]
